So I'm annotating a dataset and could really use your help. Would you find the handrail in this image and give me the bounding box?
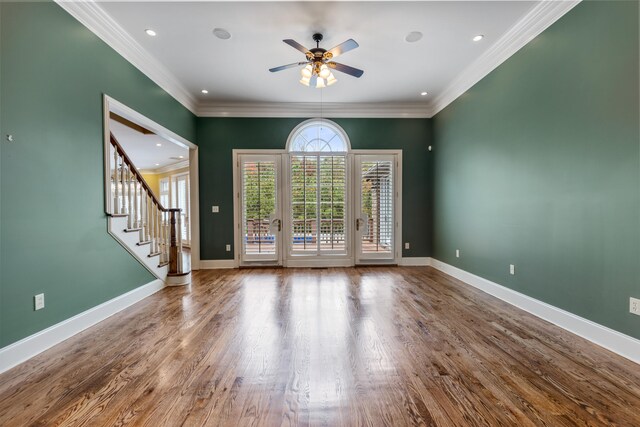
[109,132,170,212]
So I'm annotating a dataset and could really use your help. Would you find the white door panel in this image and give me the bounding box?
[239,154,282,264]
[355,154,397,263]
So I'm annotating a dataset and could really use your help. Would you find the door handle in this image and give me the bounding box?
[356,218,361,231]
[272,218,282,232]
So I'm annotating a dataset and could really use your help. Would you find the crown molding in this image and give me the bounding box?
[154,160,190,174]
[429,0,581,116]
[56,0,580,119]
[196,102,434,118]
[55,0,198,114]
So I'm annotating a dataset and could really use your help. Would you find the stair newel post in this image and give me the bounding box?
[154,203,160,256]
[113,147,120,214]
[177,209,183,272]
[168,209,180,275]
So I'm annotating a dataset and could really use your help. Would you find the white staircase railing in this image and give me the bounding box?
[108,133,189,284]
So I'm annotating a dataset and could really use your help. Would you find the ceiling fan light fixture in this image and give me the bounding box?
[326,74,338,86]
[299,76,311,87]
[316,77,326,89]
[319,64,331,79]
[301,64,313,78]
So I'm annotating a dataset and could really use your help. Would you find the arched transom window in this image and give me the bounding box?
[287,119,350,153]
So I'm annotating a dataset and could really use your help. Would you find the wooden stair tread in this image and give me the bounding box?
[136,241,151,246]
[158,261,170,267]
[124,228,142,233]
[109,213,128,218]
[147,252,161,258]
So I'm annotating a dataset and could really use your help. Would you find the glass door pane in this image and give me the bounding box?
[240,155,281,263]
[319,155,346,252]
[290,155,318,253]
[355,155,396,262]
[174,174,190,245]
[289,154,348,256]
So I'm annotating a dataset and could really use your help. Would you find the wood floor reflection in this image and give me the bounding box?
[1,267,639,426]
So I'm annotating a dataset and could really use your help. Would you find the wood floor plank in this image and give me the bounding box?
[0,266,639,426]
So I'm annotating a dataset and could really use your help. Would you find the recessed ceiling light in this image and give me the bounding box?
[201,89,209,94]
[405,31,423,43]
[155,163,160,166]
[179,155,184,159]
[156,143,162,147]
[145,29,157,37]
[420,91,428,96]
[213,28,231,40]
[473,35,484,42]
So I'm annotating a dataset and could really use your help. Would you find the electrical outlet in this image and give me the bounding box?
[510,264,515,275]
[34,293,45,310]
[212,206,219,213]
[630,297,640,316]
[404,242,410,250]
[226,244,231,252]
[456,249,460,258]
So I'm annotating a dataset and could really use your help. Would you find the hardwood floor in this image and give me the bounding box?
[1,267,639,426]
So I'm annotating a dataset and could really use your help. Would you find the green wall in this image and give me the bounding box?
[196,118,433,260]
[0,2,196,347]
[432,1,640,339]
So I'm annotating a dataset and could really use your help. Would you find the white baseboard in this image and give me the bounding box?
[429,258,640,364]
[0,278,165,374]
[200,259,236,269]
[201,258,433,268]
[399,257,431,266]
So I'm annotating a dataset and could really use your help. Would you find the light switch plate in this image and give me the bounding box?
[456,249,460,258]
[509,264,515,275]
[212,206,219,213]
[630,297,640,316]
[34,293,45,310]
[226,244,231,252]
[404,242,410,250]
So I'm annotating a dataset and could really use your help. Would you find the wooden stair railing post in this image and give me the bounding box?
[168,209,181,275]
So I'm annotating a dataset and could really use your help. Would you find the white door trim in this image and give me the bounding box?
[102,94,200,269]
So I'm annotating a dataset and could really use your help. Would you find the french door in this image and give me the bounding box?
[235,151,399,266]
[171,173,190,246]
[238,154,283,265]
[355,154,398,264]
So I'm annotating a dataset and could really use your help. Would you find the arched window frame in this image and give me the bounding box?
[286,119,351,153]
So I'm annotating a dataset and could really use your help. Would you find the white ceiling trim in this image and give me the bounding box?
[55,0,198,114]
[148,160,190,174]
[197,102,434,118]
[57,0,580,119]
[429,0,581,116]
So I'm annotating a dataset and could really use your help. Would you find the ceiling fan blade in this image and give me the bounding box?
[328,62,364,78]
[269,62,308,73]
[326,39,359,59]
[283,39,311,54]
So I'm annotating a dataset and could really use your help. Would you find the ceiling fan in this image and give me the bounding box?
[269,33,364,88]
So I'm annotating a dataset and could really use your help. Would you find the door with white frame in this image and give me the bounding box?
[171,173,190,246]
[354,154,400,264]
[237,154,283,265]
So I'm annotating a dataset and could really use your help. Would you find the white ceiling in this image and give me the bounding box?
[98,1,538,110]
[110,120,189,171]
